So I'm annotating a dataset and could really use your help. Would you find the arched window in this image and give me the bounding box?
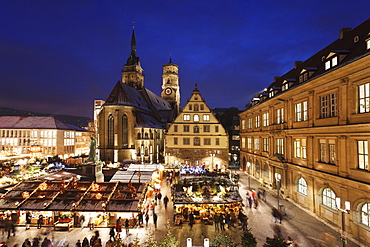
[122,115,128,148]
[194,126,199,133]
[194,115,199,122]
[144,132,149,139]
[108,114,114,148]
[137,132,141,139]
[297,177,307,195]
[361,203,370,227]
[322,187,337,209]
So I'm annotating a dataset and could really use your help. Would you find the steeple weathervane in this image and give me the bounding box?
[131,24,137,56]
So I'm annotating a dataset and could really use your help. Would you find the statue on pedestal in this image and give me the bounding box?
[87,137,97,162]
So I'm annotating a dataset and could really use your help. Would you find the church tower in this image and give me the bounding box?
[121,27,144,89]
[161,57,180,116]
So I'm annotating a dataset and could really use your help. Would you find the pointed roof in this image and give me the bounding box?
[125,27,140,66]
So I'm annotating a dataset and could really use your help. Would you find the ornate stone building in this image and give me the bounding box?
[165,85,229,170]
[239,19,370,246]
[97,29,180,164]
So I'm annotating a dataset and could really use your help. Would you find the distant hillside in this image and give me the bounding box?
[0,107,91,128]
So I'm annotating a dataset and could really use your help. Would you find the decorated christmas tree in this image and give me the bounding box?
[240,228,257,247]
[158,220,179,247]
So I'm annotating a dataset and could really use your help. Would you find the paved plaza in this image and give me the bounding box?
[0,170,364,247]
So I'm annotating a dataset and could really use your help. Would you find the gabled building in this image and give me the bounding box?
[165,85,229,170]
[239,18,370,246]
[97,29,180,164]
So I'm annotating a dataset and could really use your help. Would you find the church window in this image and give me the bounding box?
[167,79,170,84]
[122,115,128,148]
[108,114,114,148]
[144,132,149,139]
[194,115,199,122]
[137,132,141,139]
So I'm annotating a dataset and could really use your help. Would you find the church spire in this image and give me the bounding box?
[131,27,137,56]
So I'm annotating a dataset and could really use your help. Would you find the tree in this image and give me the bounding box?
[158,220,179,247]
[210,234,237,247]
[240,228,257,247]
[263,235,290,247]
[144,230,159,247]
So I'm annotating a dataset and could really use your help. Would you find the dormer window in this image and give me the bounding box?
[282,79,295,91]
[269,87,281,98]
[367,38,370,50]
[269,91,274,98]
[299,68,317,83]
[324,51,349,70]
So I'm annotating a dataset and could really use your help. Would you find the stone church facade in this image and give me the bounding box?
[97,29,180,164]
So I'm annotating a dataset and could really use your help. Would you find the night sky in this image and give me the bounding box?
[1,1,369,118]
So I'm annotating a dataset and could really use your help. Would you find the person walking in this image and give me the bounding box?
[220,213,225,231]
[272,206,283,224]
[75,239,81,247]
[37,215,43,229]
[31,237,40,247]
[22,238,31,247]
[188,211,194,229]
[157,191,162,204]
[213,213,220,231]
[145,213,149,228]
[163,195,169,209]
[82,237,89,247]
[25,212,31,230]
[109,226,115,241]
[153,213,158,229]
[225,213,232,229]
[137,212,143,226]
[79,214,85,228]
[125,218,129,235]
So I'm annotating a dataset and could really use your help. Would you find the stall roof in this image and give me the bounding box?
[0,180,145,212]
[109,170,152,183]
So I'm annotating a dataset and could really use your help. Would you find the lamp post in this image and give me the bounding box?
[336,197,350,247]
[275,173,281,209]
[247,161,251,190]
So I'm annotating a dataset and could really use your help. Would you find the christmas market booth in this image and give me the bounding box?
[0,178,147,230]
[172,172,242,226]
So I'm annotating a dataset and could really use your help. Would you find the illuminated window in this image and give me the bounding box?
[241,138,246,149]
[294,139,306,159]
[255,115,260,128]
[122,115,128,148]
[367,39,370,50]
[248,118,252,129]
[241,120,246,130]
[194,115,199,122]
[203,114,210,121]
[183,114,191,121]
[247,138,252,149]
[322,188,337,209]
[320,141,326,162]
[297,177,307,196]
[108,114,114,148]
[329,143,336,164]
[263,138,269,152]
[361,203,370,227]
[262,112,269,126]
[276,108,284,124]
[358,140,369,170]
[276,138,284,155]
[359,83,370,113]
[325,56,338,70]
[254,138,260,151]
[295,101,308,122]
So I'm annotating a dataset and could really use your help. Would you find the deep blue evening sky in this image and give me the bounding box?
[1,1,369,118]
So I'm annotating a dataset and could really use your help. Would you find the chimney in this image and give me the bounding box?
[273,76,280,82]
[340,28,352,39]
[294,61,302,69]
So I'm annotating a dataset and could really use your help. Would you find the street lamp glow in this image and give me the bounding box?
[204,238,209,247]
[275,172,281,209]
[336,197,350,246]
[247,161,251,190]
[187,238,192,247]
